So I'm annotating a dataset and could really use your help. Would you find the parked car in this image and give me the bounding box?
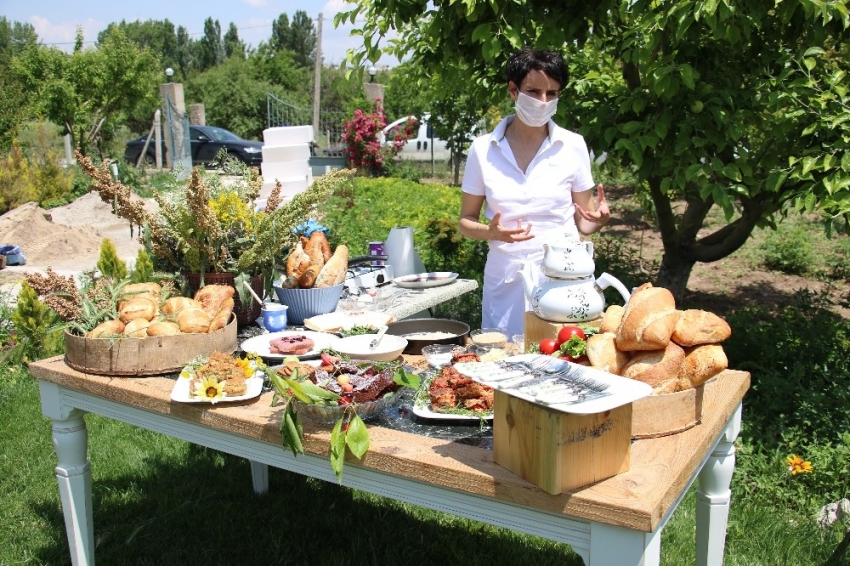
[124,125,264,167]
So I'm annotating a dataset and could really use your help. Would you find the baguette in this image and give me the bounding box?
[676,344,728,390]
[615,283,680,351]
[621,342,685,387]
[586,332,631,375]
[298,264,322,288]
[305,231,331,267]
[315,245,349,288]
[671,309,732,346]
[599,304,625,334]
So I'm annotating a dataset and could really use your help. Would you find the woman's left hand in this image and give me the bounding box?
[574,184,610,226]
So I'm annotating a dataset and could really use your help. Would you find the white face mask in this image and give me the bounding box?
[514,91,558,127]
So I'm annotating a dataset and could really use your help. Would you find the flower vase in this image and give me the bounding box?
[184,272,264,328]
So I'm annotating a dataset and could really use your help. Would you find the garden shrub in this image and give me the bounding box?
[97,239,128,280]
[9,281,64,365]
[759,224,815,275]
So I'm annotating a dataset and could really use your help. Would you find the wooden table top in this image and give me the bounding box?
[30,355,749,532]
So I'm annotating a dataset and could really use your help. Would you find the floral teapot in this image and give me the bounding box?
[519,237,632,322]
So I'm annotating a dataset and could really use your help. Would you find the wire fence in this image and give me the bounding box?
[266,93,347,151]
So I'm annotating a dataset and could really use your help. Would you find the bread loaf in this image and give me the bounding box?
[586,332,631,375]
[621,342,685,387]
[286,242,312,278]
[305,231,331,267]
[615,284,680,351]
[87,319,125,339]
[208,308,232,332]
[194,285,236,319]
[671,309,732,346]
[298,265,322,288]
[677,344,728,390]
[147,321,181,336]
[162,297,202,316]
[118,297,157,324]
[123,318,150,338]
[652,378,680,395]
[315,245,349,288]
[599,305,625,334]
[178,308,212,333]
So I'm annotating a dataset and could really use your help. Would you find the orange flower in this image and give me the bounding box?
[787,455,813,475]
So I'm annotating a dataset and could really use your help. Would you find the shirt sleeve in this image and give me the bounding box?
[461,139,485,196]
[571,136,596,193]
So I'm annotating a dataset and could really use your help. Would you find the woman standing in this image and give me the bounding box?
[459,48,610,337]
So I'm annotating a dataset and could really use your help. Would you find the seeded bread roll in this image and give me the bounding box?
[586,332,631,375]
[87,319,125,339]
[621,342,686,387]
[615,283,680,351]
[671,309,732,346]
[676,344,728,390]
[599,305,625,334]
[118,297,157,324]
[178,308,212,334]
[314,245,349,288]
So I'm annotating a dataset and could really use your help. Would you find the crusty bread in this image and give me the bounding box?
[615,283,680,351]
[209,309,232,332]
[286,242,312,278]
[118,297,157,324]
[194,285,235,319]
[677,344,728,390]
[315,245,349,288]
[671,309,732,346]
[123,318,150,338]
[599,304,625,334]
[147,320,181,336]
[305,231,331,267]
[87,319,125,339]
[178,308,212,333]
[621,342,686,387]
[298,264,322,289]
[586,332,631,375]
[162,297,202,316]
[652,378,680,395]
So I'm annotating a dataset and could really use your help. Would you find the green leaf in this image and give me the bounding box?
[329,418,347,480]
[801,156,817,176]
[803,57,817,71]
[679,64,696,89]
[721,164,742,182]
[345,414,370,459]
[393,369,420,390]
[294,380,342,402]
[471,23,491,43]
[619,121,644,134]
[281,405,304,457]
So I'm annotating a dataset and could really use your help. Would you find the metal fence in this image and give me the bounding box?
[266,93,347,151]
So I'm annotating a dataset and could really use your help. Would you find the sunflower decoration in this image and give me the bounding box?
[181,351,267,402]
[193,377,226,403]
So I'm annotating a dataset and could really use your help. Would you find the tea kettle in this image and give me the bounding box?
[519,237,631,323]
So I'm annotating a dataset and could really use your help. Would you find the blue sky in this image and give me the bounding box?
[2,0,400,66]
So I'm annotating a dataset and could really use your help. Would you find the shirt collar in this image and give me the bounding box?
[489,115,563,147]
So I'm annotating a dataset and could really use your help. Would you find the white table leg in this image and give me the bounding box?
[250,460,269,494]
[40,381,94,566]
[696,402,742,566]
[584,522,661,566]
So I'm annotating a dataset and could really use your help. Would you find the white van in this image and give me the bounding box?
[381,114,450,161]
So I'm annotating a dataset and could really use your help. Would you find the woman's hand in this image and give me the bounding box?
[487,211,535,243]
[574,184,610,234]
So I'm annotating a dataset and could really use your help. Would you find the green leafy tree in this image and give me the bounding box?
[271,11,316,67]
[175,25,195,80]
[337,0,850,299]
[0,17,37,59]
[223,22,246,60]
[97,19,179,72]
[197,17,224,71]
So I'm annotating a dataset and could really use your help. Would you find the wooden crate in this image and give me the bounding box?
[632,382,706,439]
[64,315,237,376]
[493,391,632,494]
[524,311,602,348]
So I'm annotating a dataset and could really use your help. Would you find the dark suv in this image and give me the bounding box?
[124,125,264,167]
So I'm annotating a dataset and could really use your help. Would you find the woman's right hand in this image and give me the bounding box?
[488,211,535,243]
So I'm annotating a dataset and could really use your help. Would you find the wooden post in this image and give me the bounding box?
[154,109,162,170]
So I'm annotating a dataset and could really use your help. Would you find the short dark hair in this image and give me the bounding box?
[506,48,568,90]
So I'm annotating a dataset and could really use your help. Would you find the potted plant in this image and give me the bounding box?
[76,150,354,326]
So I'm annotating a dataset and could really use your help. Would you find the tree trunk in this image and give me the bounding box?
[656,254,696,303]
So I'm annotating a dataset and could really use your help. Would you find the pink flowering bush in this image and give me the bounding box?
[342,101,416,176]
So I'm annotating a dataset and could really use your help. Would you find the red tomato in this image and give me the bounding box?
[557,326,586,345]
[539,339,559,355]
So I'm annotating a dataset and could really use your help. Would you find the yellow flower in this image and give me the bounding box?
[193,377,226,403]
[236,357,254,378]
[787,454,813,475]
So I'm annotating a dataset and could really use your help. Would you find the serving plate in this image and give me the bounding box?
[412,372,494,421]
[454,354,652,415]
[170,372,264,404]
[240,330,339,361]
[393,272,459,289]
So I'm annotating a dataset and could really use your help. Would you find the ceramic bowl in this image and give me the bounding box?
[272,283,344,325]
[331,334,408,362]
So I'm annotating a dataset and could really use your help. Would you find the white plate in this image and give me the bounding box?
[170,373,264,404]
[393,272,459,289]
[453,354,652,415]
[240,330,339,360]
[411,404,493,421]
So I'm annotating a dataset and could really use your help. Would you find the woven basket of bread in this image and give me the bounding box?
[586,283,733,438]
[64,283,238,376]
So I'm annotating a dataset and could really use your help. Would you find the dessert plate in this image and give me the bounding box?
[240,330,338,360]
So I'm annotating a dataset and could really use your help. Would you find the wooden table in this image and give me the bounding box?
[31,356,748,566]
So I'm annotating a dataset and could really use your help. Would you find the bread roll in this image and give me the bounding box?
[286,242,312,278]
[123,318,150,338]
[586,332,631,375]
[621,342,686,387]
[599,305,625,334]
[118,297,157,324]
[677,344,728,390]
[147,321,181,336]
[315,245,349,288]
[298,264,322,288]
[194,285,236,319]
[178,308,212,333]
[87,319,125,339]
[652,379,680,395]
[162,297,202,316]
[305,231,331,268]
[671,309,732,346]
[615,284,680,351]
[279,275,299,289]
[209,308,232,332]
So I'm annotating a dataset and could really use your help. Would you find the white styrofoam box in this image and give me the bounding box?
[262,143,311,163]
[263,126,313,146]
[260,177,309,200]
[261,160,310,181]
